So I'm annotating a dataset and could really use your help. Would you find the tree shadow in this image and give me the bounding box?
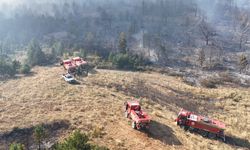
[125,80,218,114]
[22,71,37,77]
[94,79,208,114]
[0,72,37,82]
[145,120,182,146]
[0,120,70,149]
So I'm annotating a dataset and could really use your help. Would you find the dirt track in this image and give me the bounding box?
[0,66,249,150]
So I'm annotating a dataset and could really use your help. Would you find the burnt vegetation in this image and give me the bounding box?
[0,0,249,75]
[0,0,250,150]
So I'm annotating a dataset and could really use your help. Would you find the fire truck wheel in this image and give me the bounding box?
[217,135,227,143]
[180,125,186,131]
[177,121,180,126]
[223,137,226,143]
[132,121,137,129]
[125,111,128,118]
[201,130,209,137]
[208,132,216,139]
[184,126,189,131]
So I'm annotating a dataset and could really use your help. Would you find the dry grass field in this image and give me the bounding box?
[0,66,249,150]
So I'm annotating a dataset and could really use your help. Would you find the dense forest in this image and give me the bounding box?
[0,0,249,71]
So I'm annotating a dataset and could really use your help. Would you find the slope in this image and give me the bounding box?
[0,66,249,150]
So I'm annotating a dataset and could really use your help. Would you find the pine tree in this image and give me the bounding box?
[108,52,114,62]
[12,60,21,74]
[119,32,127,53]
[79,48,87,58]
[52,130,91,150]
[27,39,46,66]
[52,42,64,56]
[20,64,31,74]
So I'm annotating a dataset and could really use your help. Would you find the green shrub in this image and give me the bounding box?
[111,52,151,70]
[52,42,64,56]
[12,60,21,74]
[27,39,46,66]
[34,125,46,150]
[9,143,25,150]
[108,52,115,62]
[52,130,109,150]
[113,53,131,69]
[86,55,101,66]
[52,130,91,150]
[79,49,87,58]
[20,64,31,74]
[0,60,16,77]
[97,61,114,70]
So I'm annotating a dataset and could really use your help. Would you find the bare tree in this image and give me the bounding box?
[199,19,216,45]
[206,44,224,69]
[239,54,248,74]
[236,13,250,50]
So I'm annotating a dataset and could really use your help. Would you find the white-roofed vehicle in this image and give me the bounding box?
[62,73,77,83]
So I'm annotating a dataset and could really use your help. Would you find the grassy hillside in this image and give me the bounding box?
[0,66,249,150]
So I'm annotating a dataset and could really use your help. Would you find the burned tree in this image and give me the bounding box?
[197,48,205,68]
[199,19,216,46]
[206,42,224,68]
[236,13,250,50]
[239,54,248,74]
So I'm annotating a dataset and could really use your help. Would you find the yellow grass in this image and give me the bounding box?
[0,66,249,149]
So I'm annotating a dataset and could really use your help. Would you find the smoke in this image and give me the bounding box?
[196,0,250,22]
[0,0,76,17]
[195,0,216,20]
[0,0,137,18]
